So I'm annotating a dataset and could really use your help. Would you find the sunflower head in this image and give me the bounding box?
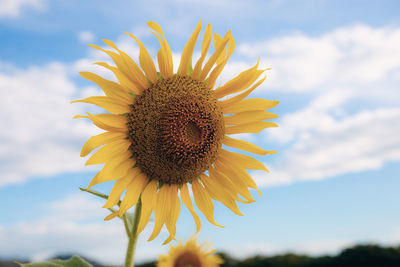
[157,236,223,267]
[73,20,279,244]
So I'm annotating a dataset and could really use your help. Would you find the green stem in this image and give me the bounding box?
[124,198,142,267]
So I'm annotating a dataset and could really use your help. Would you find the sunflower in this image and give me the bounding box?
[73,21,278,244]
[157,236,223,267]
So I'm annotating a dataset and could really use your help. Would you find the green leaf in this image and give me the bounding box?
[17,256,92,267]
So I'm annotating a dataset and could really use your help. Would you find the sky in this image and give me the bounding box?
[1,0,400,265]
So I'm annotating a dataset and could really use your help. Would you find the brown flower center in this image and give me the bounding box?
[174,251,202,267]
[127,75,224,185]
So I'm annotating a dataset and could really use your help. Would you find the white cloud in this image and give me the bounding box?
[77,31,95,44]
[0,194,162,265]
[238,24,400,98]
[0,0,46,18]
[229,24,400,187]
[0,62,98,187]
[256,106,400,187]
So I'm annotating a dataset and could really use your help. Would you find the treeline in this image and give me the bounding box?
[2,243,400,267]
[138,244,400,267]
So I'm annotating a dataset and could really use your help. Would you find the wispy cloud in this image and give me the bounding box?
[232,24,400,187]
[0,194,162,264]
[0,62,98,187]
[0,0,46,18]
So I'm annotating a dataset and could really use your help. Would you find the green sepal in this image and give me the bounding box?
[17,256,92,267]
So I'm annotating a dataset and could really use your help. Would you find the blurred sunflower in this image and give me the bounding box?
[73,21,278,244]
[157,236,223,267]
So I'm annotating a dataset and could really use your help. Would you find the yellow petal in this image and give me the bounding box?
[222,98,280,114]
[220,149,269,172]
[192,23,212,79]
[202,171,244,216]
[213,33,227,65]
[214,161,255,202]
[192,179,224,227]
[73,113,127,132]
[178,20,202,76]
[214,59,264,99]
[104,212,118,221]
[79,71,131,103]
[137,180,157,234]
[125,32,158,83]
[223,136,276,156]
[103,175,133,208]
[85,139,130,165]
[224,110,278,125]
[163,185,180,245]
[148,185,170,241]
[88,157,135,188]
[71,96,130,114]
[219,76,266,110]
[80,132,126,157]
[217,160,260,195]
[119,171,148,215]
[147,21,173,78]
[95,62,142,95]
[180,183,201,233]
[225,121,278,134]
[99,40,149,90]
[199,31,231,81]
[206,33,235,88]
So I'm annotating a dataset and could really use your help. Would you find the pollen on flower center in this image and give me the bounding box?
[174,251,201,267]
[127,75,224,185]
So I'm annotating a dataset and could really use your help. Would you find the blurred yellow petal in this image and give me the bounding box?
[207,33,235,88]
[163,185,180,244]
[95,62,142,95]
[88,157,135,188]
[178,20,202,76]
[73,113,127,132]
[89,43,148,90]
[223,136,276,156]
[147,21,173,78]
[103,174,133,208]
[71,96,130,114]
[214,59,264,99]
[80,132,126,157]
[180,184,201,232]
[220,149,269,172]
[148,185,171,241]
[199,31,231,81]
[79,71,131,103]
[125,32,158,83]
[214,161,255,202]
[104,212,118,221]
[85,139,130,165]
[101,40,149,90]
[218,160,260,195]
[225,121,278,134]
[192,23,212,79]
[137,180,157,234]
[119,171,148,215]
[192,179,223,228]
[224,110,278,125]
[219,76,266,109]
[203,171,244,216]
[222,98,280,114]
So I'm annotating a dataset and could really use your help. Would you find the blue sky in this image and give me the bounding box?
[1,0,400,264]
